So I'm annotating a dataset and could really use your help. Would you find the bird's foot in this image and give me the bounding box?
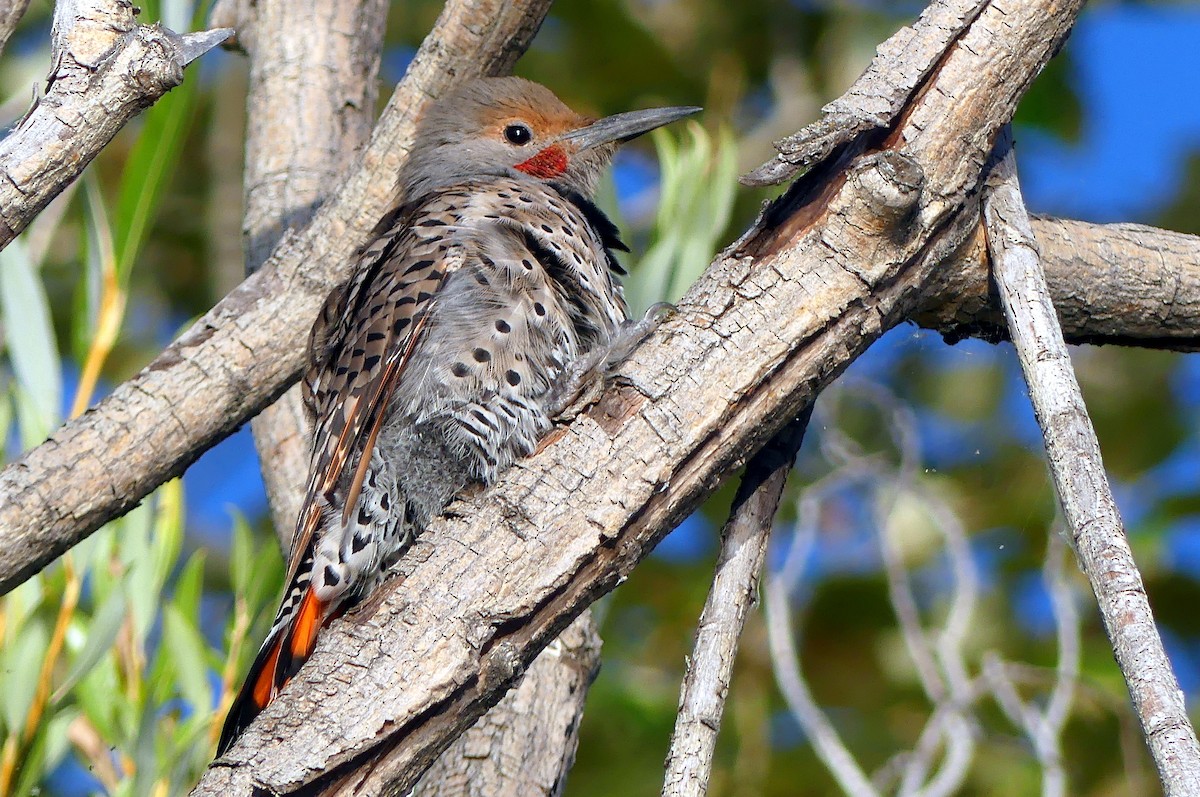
[547,301,676,421]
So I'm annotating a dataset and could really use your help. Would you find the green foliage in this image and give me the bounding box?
[0,11,283,786]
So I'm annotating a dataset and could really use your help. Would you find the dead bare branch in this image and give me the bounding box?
[0,0,31,58]
[661,413,810,797]
[0,0,230,249]
[983,126,1200,794]
[922,217,1200,351]
[413,612,600,797]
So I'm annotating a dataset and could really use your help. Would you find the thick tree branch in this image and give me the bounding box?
[921,217,1200,351]
[741,0,984,187]
[983,128,1200,795]
[412,612,601,797]
[0,0,230,249]
[189,1,1089,793]
[0,0,554,594]
[662,413,810,797]
[2,212,1190,598]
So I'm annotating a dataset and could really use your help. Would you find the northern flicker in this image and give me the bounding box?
[217,77,698,755]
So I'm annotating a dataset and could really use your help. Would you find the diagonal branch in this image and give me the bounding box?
[0,0,554,595]
[662,412,811,797]
[190,0,1088,792]
[982,127,1200,795]
[0,0,230,249]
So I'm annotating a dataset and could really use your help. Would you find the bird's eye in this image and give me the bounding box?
[503,123,533,146]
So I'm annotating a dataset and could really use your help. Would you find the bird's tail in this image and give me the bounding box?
[216,584,329,756]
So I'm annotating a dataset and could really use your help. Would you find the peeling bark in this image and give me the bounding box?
[0,0,229,249]
[192,1,1090,793]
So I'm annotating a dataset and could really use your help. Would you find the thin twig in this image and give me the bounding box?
[983,126,1200,795]
[662,412,811,797]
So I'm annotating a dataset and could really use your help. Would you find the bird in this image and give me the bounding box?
[216,76,699,756]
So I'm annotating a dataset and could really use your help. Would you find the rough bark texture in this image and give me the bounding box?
[189,1,1089,793]
[661,414,810,797]
[0,0,229,250]
[983,130,1200,795]
[919,217,1200,351]
[232,0,388,548]
[0,0,555,594]
[412,612,601,797]
[0,0,31,57]
[3,213,1192,599]
[741,0,984,187]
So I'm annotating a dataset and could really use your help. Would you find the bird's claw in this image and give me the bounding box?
[547,301,676,421]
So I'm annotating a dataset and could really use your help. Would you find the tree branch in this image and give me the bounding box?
[412,612,601,797]
[982,127,1200,795]
[232,0,388,548]
[0,0,32,58]
[0,0,554,594]
[662,412,810,797]
[0,0,230,249]
[189,0,1089,792]
[921,217,1200,351]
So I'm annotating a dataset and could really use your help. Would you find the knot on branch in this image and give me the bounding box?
[848,150,924,233]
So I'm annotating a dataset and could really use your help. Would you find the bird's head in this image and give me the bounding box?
[399,76,700,200]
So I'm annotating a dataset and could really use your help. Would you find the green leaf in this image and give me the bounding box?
[173,550,206,623]
[75,654,121,742]
[41,706,79,774]
[229,513,255,599]
[1,615,48,732]
[0,237,61,442]
[114,80,198,282]
[162,605,214,716]
[54,586,127,701]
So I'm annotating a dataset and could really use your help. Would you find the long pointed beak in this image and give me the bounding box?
[561,105,702,150]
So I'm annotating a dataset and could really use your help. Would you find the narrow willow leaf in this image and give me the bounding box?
[0,237,61,441]
[1,616,49,732]
[162,606,214,716]
[53,587,127,701]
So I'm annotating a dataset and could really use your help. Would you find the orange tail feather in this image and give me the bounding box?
[217,586,330,757]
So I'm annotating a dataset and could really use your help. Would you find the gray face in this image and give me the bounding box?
[397,76,700,201]
[397,77,600,200]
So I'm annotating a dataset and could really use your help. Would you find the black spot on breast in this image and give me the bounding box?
[473,348,491,363]
[495,319,511,333]
[506,370,521,386]
[452,362,470,377]
[323,565,341,587]
[533,302,546,317]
